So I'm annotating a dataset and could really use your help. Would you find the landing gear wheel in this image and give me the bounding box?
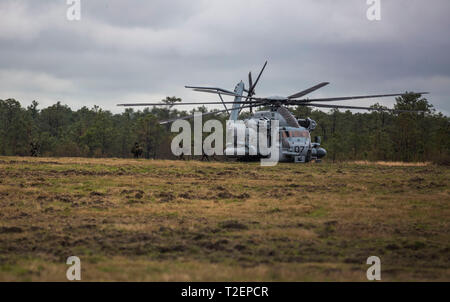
[305,150,312,163]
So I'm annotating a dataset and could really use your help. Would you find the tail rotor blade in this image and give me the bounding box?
[250,61,267,95]
[248,72,253,94]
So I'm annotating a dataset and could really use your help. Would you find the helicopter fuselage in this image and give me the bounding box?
[224,108,327,163]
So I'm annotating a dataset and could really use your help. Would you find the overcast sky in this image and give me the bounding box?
[0,0,449,115]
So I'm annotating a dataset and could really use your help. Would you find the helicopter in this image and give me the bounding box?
[117,61,428,163]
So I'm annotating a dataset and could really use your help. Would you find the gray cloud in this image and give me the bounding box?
[0,0,448,115]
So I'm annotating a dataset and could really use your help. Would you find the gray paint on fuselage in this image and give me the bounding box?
[229,81,245,121]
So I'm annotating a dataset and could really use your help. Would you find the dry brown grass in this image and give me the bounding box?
[0,156,449,281]
[352,160,432,167]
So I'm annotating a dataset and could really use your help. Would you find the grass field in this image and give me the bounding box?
[0,156,448,281]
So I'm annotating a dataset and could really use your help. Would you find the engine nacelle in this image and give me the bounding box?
[315,147,327,159]
[312,147,327,159]
[297,117,316,131]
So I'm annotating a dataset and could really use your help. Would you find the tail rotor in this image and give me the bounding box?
[245,61,267,113]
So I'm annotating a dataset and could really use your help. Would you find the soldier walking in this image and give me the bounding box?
[30,142,40,157]
[131,142,143,158]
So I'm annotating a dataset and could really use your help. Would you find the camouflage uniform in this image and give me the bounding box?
[131,142,143,158]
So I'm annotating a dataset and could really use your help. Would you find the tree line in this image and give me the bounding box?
[0,94,448,163]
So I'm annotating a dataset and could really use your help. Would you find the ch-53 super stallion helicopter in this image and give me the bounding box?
[117,61,428,163]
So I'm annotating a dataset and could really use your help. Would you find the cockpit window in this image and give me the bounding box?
[289,130,310,138]
[281,130,310,139]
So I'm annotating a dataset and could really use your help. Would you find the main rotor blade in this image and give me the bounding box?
[296,103,425,113]
[117,101,259,107]
[185,86,236,95]
[248,71,253,94]
[295,92,429,102]
[287,82,330,99]
[191,89,242,98]
[159,103,265,125]
[189,88,264,100]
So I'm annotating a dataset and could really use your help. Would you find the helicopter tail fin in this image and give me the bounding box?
[229,81,245,121]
